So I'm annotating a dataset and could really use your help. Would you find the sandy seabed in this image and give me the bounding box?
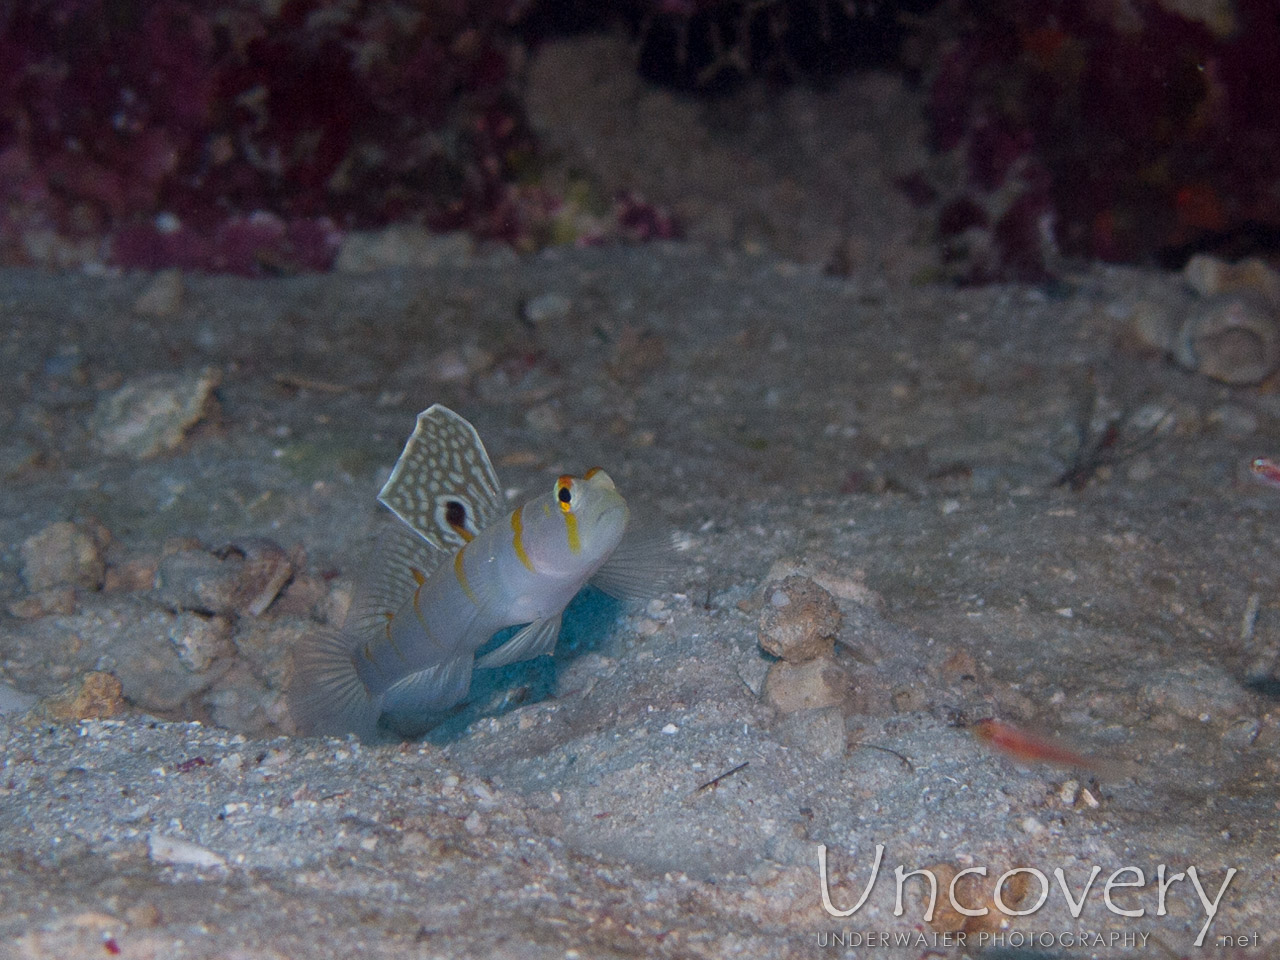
[0,236,1277,958]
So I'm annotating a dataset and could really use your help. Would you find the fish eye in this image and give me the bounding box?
[556,477,574,511]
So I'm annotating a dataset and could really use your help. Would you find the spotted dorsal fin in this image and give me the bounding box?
[377,405,504,551]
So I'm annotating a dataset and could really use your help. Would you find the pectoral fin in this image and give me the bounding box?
[591,507,679,599]
[380,655,474,721]
[475,615,563,669]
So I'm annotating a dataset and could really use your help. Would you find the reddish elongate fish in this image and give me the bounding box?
[971,718,1104,772]
[1249,456,1280,489]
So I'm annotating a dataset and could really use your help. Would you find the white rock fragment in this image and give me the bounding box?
[429,345,493,384]
[148,833,226,869]
[19,521,106,591]
[522,291,572,324]
[1059,779,1080,805]
[468,781,498,809]
[90,367,219,458]
[168,614,233,672]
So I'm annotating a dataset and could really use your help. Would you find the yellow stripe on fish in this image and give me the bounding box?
[453,546,477,606]
[510,506,536,573]
[288,404,675,741]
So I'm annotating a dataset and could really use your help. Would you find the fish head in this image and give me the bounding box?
[523,468,629,578]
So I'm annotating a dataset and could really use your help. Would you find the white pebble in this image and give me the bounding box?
[148,834,226,869]
[523,292,572,323]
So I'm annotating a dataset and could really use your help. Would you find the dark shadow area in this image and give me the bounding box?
[422,585,626,745]
[518,0,940,94]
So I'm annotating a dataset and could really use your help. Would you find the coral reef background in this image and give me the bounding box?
[3,0,1278,278]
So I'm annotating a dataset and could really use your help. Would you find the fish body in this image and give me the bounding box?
[971,718,1099,770]
[970,717,1139,782]
[1249,456,1280,489]
[291,404,665,740]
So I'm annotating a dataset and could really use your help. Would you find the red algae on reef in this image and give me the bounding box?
[0,0,533,274]
[917,0,1280,280]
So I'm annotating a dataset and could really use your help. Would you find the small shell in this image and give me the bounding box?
[1184,253,1280,305]
[1174,294,1280,385]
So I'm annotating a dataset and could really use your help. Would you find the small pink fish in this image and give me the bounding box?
[971,718,1101,771]
[971,718,1138,781]
[1249,456,1280,489]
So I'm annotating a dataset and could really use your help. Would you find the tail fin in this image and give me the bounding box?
[288,626,381,741]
